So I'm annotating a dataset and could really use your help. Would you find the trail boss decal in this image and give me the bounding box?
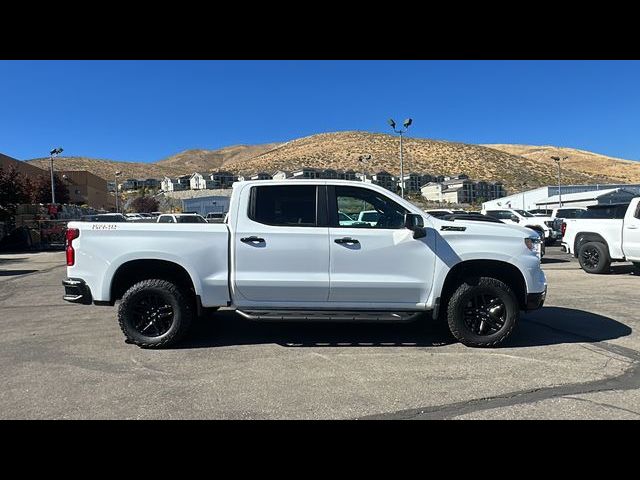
[91,224,119,230]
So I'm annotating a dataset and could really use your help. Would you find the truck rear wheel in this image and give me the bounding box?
[446,277,519,347]
[578,242,611,274]
[118,279,193,348]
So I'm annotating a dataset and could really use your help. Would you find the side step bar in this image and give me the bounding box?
[235,310,423,322]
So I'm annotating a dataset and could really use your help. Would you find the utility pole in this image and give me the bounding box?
[388,118,413,198]
[550,156,568,207]
[49,148,63,204]
[115,171,122,213]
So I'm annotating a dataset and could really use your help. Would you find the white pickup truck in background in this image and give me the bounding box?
[482,208,562,246]
[62,180,547,349]
[561,197,640,274]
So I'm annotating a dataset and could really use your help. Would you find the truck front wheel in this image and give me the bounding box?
[446,277,519,347]
[118,279,193,348]
[578,242,611,274]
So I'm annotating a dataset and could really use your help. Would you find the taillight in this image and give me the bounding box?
[66,228,79,266]
[561,222,567,238]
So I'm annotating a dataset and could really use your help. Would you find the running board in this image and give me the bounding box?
[235,309,422,322]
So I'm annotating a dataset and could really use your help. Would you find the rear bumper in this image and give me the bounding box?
[525,286,547,311]
[62,278,92,305]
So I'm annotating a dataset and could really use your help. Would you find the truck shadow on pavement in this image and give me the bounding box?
[0,269,38,276]
[176,306,631,350]
[608,265,638,275]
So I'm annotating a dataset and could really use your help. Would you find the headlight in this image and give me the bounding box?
[525,236,540,251]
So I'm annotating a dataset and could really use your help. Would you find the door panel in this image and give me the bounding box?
[328,185,435,306]
[329,227,435,304]
[233,184,330,303]
[623,202,640,260]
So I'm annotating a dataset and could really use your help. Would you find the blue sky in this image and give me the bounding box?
[1,60,639,162]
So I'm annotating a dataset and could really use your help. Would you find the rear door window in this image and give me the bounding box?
[249,185,318,227]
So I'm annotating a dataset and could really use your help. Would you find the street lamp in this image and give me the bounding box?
[49,147,63,204]
[358,154,372,180]
[550,156,568,207]
[519,181,528,210]
[388,118,412,198]
[114,171,122,213]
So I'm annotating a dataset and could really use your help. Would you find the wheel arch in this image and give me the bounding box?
[439,259,528,313]
[110,259,198,303]
[574,232,609,258]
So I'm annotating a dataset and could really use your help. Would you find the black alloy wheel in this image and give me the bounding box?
[462,293,506,336]
[580,245,600,269]
[130,293,175,337]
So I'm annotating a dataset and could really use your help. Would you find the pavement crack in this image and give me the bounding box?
[561,395,640,417]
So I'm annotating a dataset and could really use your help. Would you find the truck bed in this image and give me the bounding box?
[66,221,230,307]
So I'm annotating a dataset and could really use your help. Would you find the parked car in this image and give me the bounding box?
[62,179,546,349]
[81,213,128,222]
[482,208,561,246]
[425,209,468,218]
[551,207,588,220]
[561,198,640,273]
[157,213,207,224]
[206,212,226,223]
[356,210,381,226]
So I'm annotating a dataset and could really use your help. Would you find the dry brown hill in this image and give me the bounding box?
[483,144,640,185]
[235,131,619,190]
[24,132,640,191]
[156,143,280,171]
[27,157,185,181]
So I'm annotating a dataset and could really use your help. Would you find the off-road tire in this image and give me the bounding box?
[578,242,611,274]
[118,279,193,348]
[446,277,519,347]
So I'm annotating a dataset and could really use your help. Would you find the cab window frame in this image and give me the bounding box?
[327,185,408,230]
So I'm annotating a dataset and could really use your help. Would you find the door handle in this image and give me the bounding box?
[626,225,639,230]
[334,237,360,245]
[241,236,265,243]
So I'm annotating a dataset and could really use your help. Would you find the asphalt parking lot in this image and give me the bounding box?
[1,247,639,419]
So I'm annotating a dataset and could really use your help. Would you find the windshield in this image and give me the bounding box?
[360,212,380,222]
[177,216,206,223]
[514,210,534,217]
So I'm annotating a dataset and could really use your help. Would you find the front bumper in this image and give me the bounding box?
[62,278,92,305]
[525,286,547,311]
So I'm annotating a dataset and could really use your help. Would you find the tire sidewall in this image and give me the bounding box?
[448,278,519,346]
[578,242,609,274]
[119,281,186,346]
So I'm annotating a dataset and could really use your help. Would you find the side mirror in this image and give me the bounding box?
[510,215,520,223]
[404,213,426,239]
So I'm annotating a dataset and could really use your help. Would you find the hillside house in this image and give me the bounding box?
[272,170,292,180]
[189,173,207,190]
[372,171,396,192]
[209,171,237,189]
[250,172,272,180]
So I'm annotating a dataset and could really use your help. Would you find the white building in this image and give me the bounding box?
[482,184,640,211]
[189,173,207,190]
[535,188,638,209]
[272,170,292,180]
[161,176,187,192]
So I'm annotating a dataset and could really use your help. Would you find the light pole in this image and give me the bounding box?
[550,156,568,207]
[49,147,63,204]
[388,118,412,198]
[358,154,371,180]
[519,182,528,210]
[114,171,122,213]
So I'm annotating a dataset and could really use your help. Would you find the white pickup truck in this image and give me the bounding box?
[62,180,547,348]
[482,208,562,246]
[561,197,640,274]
